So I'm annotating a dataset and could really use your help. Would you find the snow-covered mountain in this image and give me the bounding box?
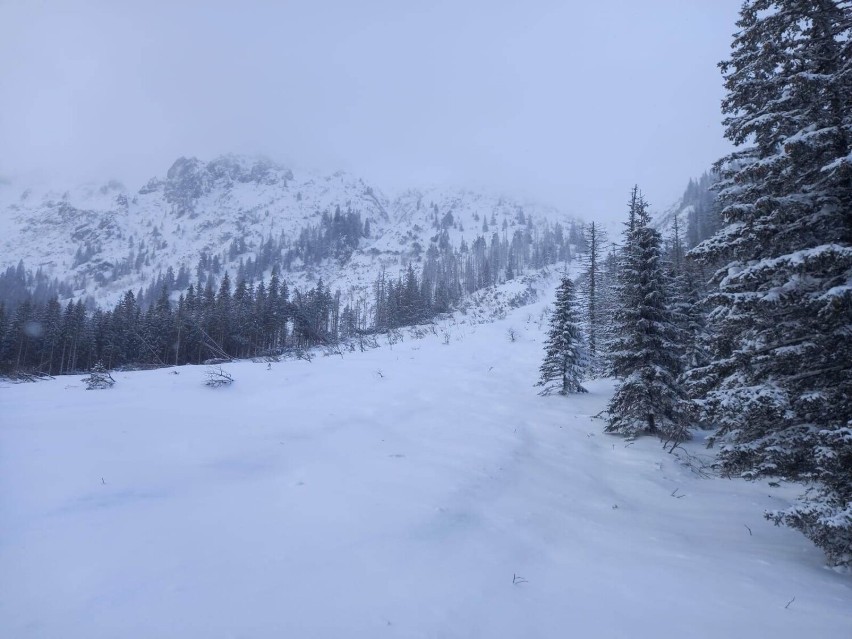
[0,155,581,307]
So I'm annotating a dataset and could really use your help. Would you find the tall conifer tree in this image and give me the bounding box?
[607,189,689,442]
[690,0,852,565]
[537,275,587,395]
[581,221,607,376]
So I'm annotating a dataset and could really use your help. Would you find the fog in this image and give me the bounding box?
[0,0,740,220]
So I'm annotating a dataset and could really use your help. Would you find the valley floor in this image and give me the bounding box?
[1,298,850,638]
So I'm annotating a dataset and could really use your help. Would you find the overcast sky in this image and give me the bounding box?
[0,0,741,221]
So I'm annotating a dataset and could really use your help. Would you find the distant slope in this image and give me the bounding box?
[0,155,582,307]
[653,171,721,249]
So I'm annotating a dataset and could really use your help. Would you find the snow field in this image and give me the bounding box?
[1,295,850,638]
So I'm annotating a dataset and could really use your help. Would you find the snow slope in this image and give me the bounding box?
[1,280,850,638]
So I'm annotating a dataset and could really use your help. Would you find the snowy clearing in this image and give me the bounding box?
[1,299,850,638]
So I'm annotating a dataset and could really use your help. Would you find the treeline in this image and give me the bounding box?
[0,261,76,310]
[0,273,356,374]
[1,214,581,373]
[68,196,585,313]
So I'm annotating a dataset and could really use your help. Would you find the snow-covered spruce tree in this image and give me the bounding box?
[689,1,852,566]
[665,219,715,431]
[83,361,115,390]
[606,189,689,442]
[595,247,621,372]
[536,275,587,395]
[581,221,608,376]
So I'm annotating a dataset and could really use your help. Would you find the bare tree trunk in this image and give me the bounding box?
[647,413,657,434]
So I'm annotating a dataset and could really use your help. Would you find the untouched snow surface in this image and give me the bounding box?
[1,295,850,638]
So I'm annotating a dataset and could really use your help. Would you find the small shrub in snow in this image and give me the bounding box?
[205,366,234,388]
[83,361,116,390]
